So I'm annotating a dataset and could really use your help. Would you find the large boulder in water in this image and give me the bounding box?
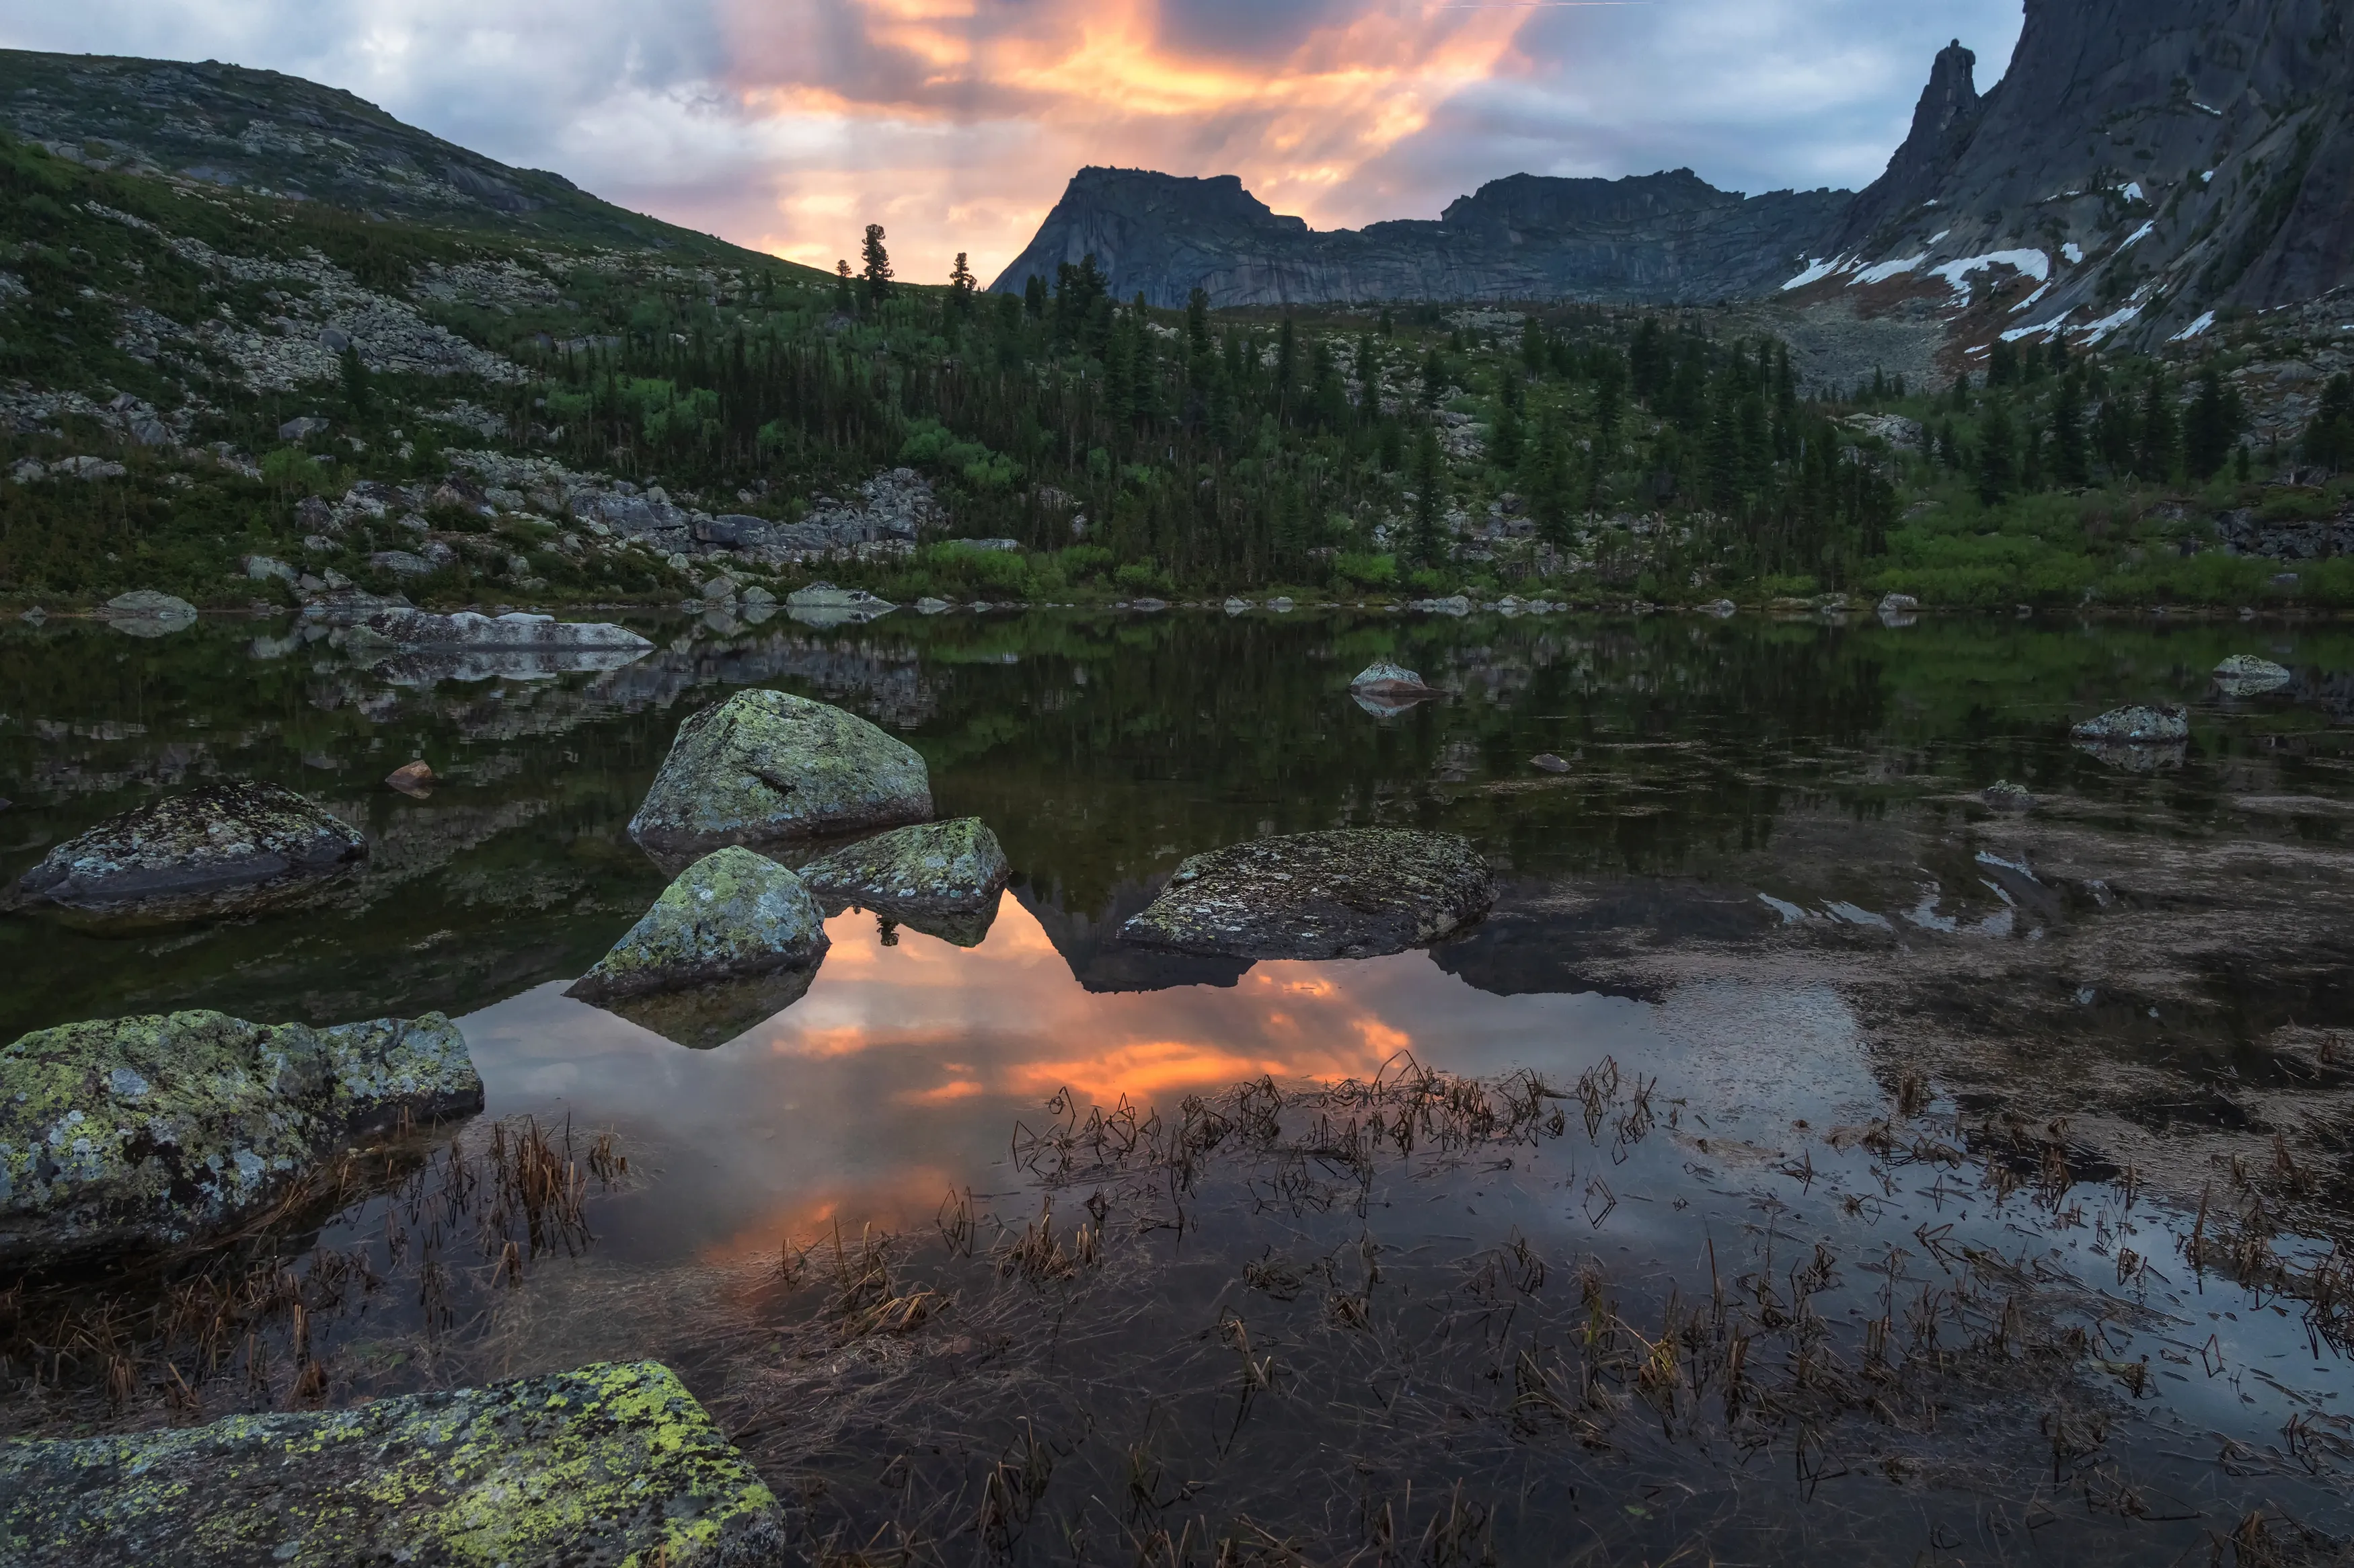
[0,1359,782,1565]
[800,818,1010,916]
[2213,654,2292,697]
[568,847,830,1003]
[8,781,366,920]
[1349,661,1444,717]
[1121,829,1494,960]
[0,1009,480,1267]
[2070,703,2189,743]
[629,690,934,851]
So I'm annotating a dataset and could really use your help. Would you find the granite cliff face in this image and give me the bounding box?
[997,0,2354,334]
[989,166,1849,309]
[1798,0,2354,343]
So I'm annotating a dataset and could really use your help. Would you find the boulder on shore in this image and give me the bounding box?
[568,847,829,1003]
[2213,654,2293,697]
[0,1360,780,1567]
[1121,829,1494,960]
[2070,704,2189,744]
[0,1009,480,1267]
[9,781,366,920]
[628,690,934,851]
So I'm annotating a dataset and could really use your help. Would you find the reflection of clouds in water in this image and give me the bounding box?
[457,900,1871,1261]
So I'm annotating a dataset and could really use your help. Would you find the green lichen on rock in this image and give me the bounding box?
[0,1360,780,1566]
[0,1010,480,1266]
[628,689,934,851]
[2214,654,2293,696]
[802,818,1010,918]
[567,847,829,1003]
[1121,829,1494,961]
[9,780,367,920]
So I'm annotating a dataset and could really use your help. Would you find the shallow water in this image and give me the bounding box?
[3,607,2351,1561]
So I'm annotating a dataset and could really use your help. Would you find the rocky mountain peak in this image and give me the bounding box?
[1829,38,1984,256]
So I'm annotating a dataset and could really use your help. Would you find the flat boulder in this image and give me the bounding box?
[800,818,1010,946]
[9,780,366,920]
[786,581,897,627]
[1121,829,1494,960]
[2213,654,2292,697]
[0,1360,780,1566]
[0,1009,480,1267]
[2070,703,2189,744]
[568,847,829,1003]
[98,590,196,636]
[629,690,934,851]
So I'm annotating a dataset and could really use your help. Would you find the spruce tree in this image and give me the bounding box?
[2135,373,2178,481]
[2308,374,2354,472]
[2051,373,2088,487]
[860,225,893,305]
[948,252,976,319]
[1410,424,1447,569]
[2184,368,2243,481]
[1978,399,2016,505]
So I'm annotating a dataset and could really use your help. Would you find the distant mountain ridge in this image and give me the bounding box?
[0,48,749,256]
[990,166,1848,310]
[995,0,2354,342]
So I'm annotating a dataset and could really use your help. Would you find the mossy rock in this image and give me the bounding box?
[0,1360,781,1565]
[628,691,933,852]
[567,847,829,1003]
[0,1010,480,1268]
[1121,830,1494,960]
[9,780,367,921]
[801,818,1010,920]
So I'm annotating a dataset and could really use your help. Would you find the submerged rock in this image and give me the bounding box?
[1531,753,1570,774]
[0,1009,480,1266]
[0,1360,780,1565]
[800,818,1011,945]
[1983,779,2037,812]
[629,690,934,851]
[9,780,367,920]
[2070,704,2189,744]
[568,847,829,1003]
[1121,829,1494,960]
[2213,654,2293,697]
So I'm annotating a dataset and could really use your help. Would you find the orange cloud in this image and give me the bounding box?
[706,0,1535,279]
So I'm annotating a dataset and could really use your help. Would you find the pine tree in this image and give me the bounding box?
[2184,368,2244,481]
[340,345,371,416]
[1978,400,2016,505]
[1355,333,1382,419]
[1419,350,1447,409]
[2051,373,2088,487]
[2135,373,2178,481]
[833,260,856,313]
[1024,274,1049,319]
[2308,373,2354,471]
[948,252,976,319]
[860,225,893,305]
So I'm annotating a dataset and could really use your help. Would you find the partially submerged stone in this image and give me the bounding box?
[1531,753,1570,774]
[786,581,897,627]
[0,1009,480,1267]
[629,689,934,851]
[1349,661,1443,717]
[97,590,196,637]
[9,781,367,920]
[386,759,434,797]
[1121,829,1494,960]
[1983,779,2037,812]
[800,818,1012,918]
[2070,703,2189,744]
[568,847,829,1003]
[0,1360,780,1566]
[2213,654,2293,697]
[357,607,652,653]
[603,966,825,1050]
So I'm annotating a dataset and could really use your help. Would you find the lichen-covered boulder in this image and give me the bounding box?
[1349,662,1443,718]
[9,781,367,920]
[98,590,196,637]
[801,818,1011,917]
[0,1360,780,1566]
[1121,829,1494,961]
[1983,779,2037,812]
[0,1009,480,1267]
[568,847,829,1003]
[2070,703,2189,743]
[628,690,934,851]
[2213,654,2293,697]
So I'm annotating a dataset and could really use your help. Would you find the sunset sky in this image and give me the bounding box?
[7,0,2022,282]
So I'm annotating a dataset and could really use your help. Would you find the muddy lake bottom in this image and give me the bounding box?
[1,606,2351,1564]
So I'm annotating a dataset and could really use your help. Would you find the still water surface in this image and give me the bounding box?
[3,608,2351,1561]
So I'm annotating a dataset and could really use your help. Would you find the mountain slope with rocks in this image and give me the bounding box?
[991,166,1849,310]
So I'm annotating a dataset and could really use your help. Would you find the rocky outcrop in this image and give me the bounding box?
[992,166,1848,309]
[1801,0,2354,344]
[0,1009,480,1266]
[9,781,367,920]
[0,1360,780,1566]
[1121,829,1494,960]
[800,818,1011,945]
[629,690,934,851]
[567,847,829,1001]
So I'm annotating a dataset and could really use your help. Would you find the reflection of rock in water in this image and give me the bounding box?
[1012,880,1253,992]
[368,647,652,686]
[1431,881,1774,1003]
[2074,738,2187,772]
[596,962,823,1050]
[820,890,1004,949]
